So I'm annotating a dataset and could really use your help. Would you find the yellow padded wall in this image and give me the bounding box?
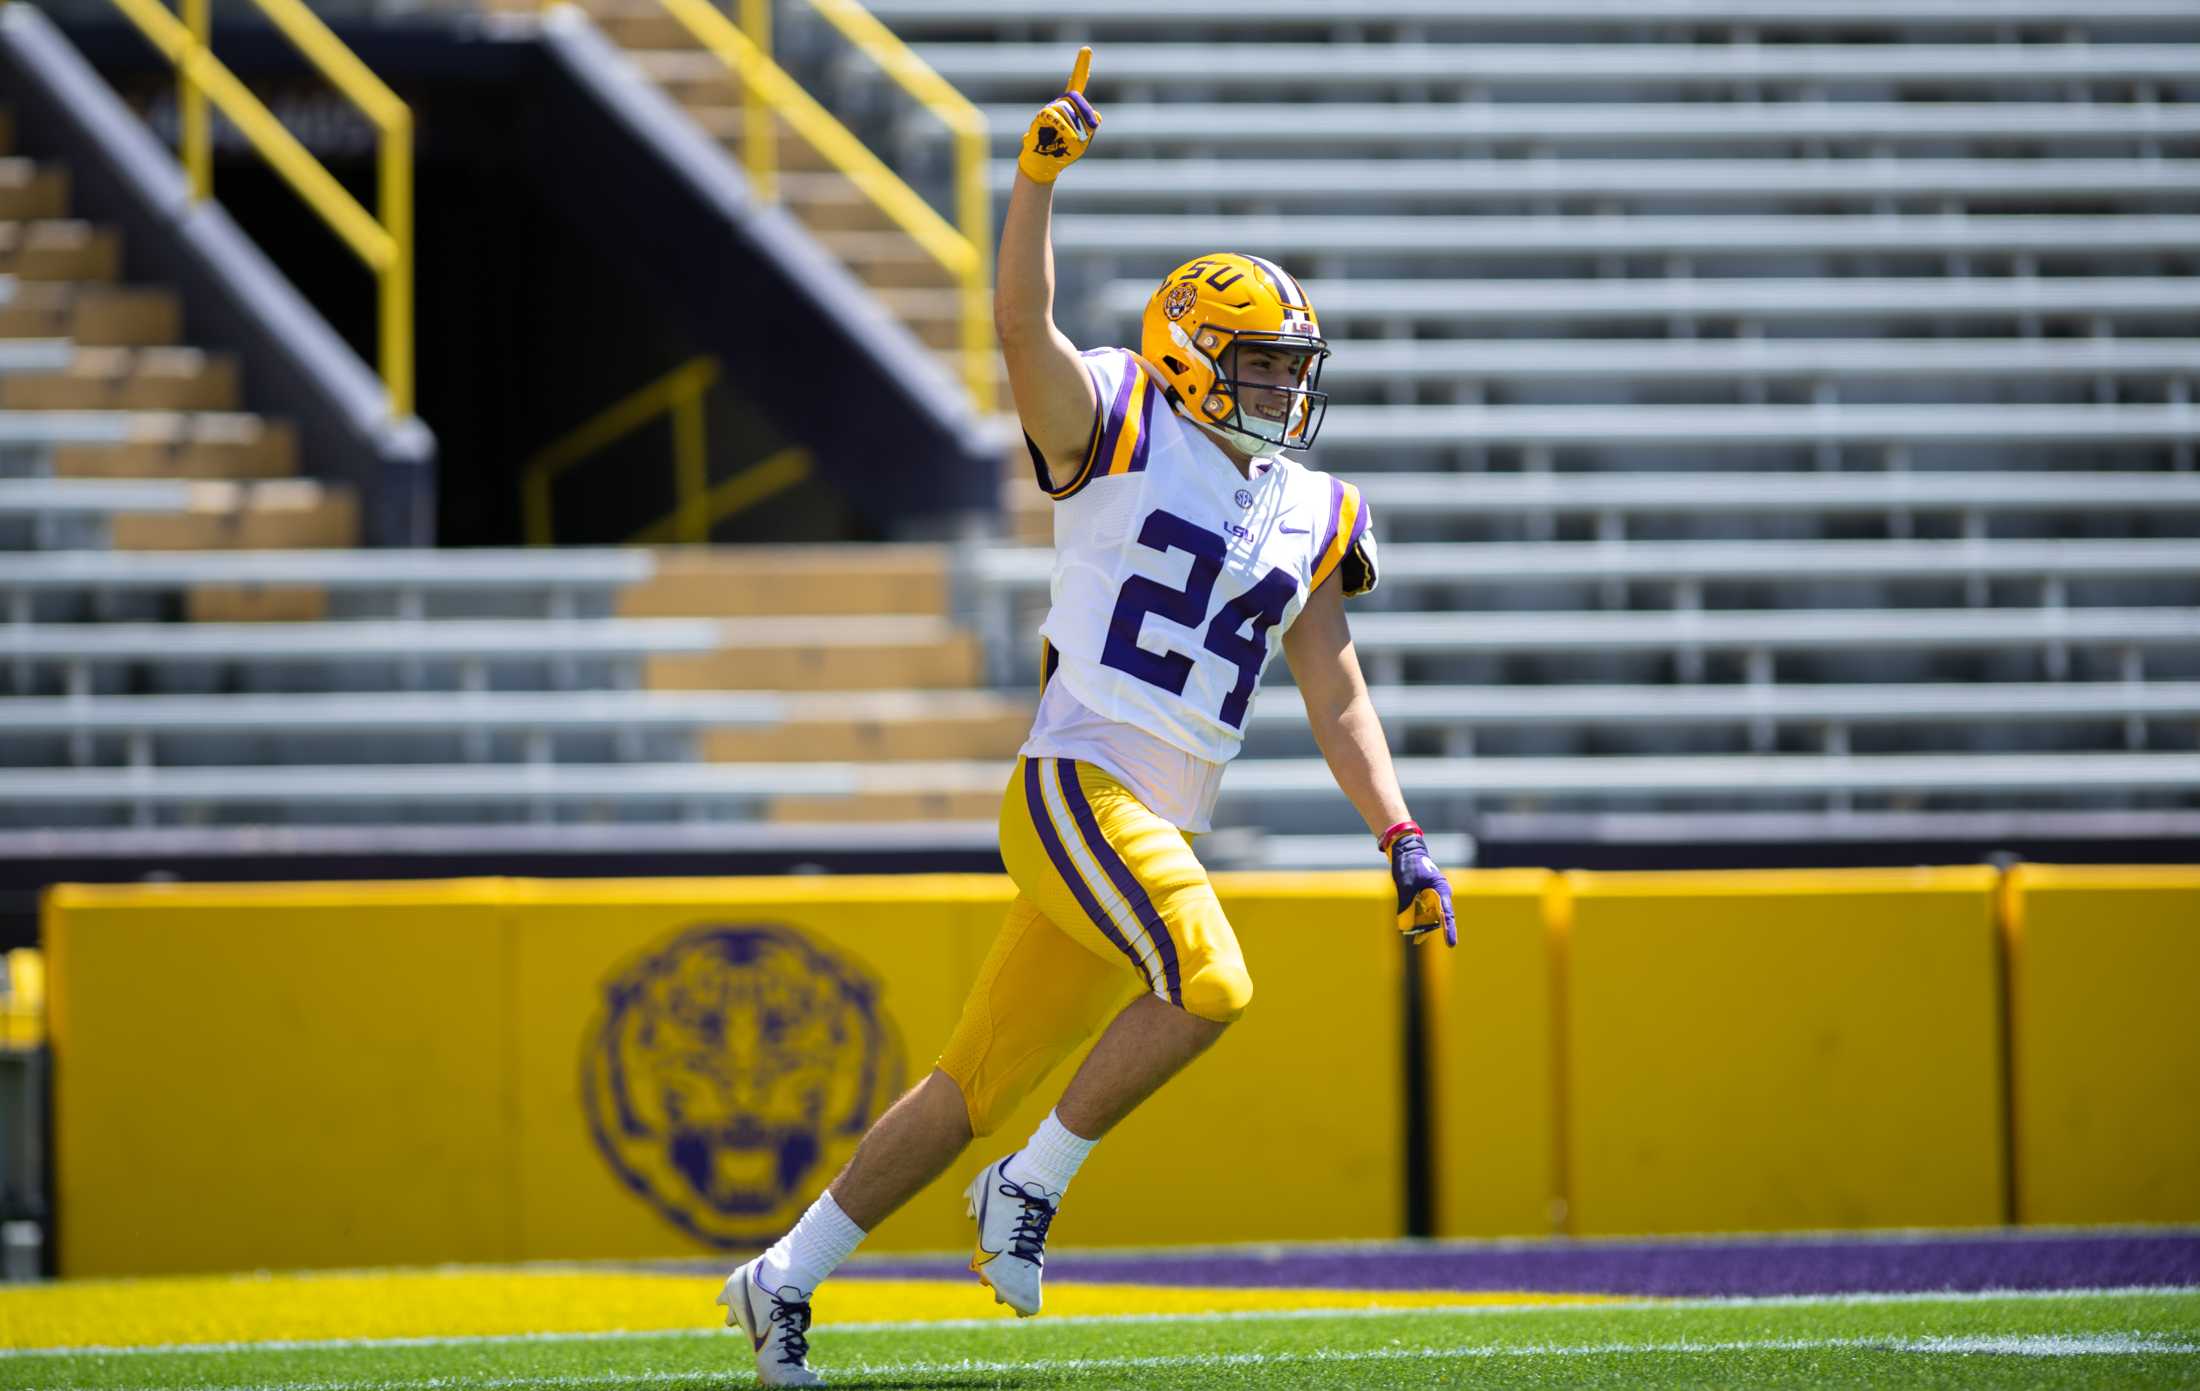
[45,881,514,1277]
[505,874,1010,1260]
[1563,867,2006,1236]
[509,872,1404,1257]
[982,870,1407,1249]
[44,871,1405,1274]
[2005,864,2200,1225]
[1424,870,1560,1237]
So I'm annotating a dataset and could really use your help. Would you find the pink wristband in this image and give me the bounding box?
[1379,820,1422,856]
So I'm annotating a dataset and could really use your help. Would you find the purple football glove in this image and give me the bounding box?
[1387,831,1456,947]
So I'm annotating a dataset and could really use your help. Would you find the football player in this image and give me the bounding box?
[720,46,1456,1386]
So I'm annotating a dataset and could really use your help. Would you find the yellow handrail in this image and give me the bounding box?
[627,446,813,545]
[796,0,993,414]
[524,356,721,546]
[641,0,995,415]
[108,0,415,418]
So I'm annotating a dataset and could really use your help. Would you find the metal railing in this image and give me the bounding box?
[96,0,416,418]
[523,356,813,545]
[608,0,994,413]
[798,0,992,412]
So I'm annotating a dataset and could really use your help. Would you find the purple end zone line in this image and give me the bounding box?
[830,1232,2200,1298]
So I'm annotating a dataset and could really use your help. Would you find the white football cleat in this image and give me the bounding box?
[717,1257,824,1387]
[963,1153,1060,1318]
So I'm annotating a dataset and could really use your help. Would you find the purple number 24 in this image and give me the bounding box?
[1100,509,1298,730]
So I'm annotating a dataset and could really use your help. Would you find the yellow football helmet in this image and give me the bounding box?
[1140,252,1330,456]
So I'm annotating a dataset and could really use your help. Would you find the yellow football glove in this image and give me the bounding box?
[1018,46,1100,185]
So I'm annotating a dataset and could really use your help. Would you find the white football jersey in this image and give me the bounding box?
[1026,347,1380,771]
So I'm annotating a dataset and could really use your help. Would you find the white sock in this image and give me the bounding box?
[758,1190,866,1296]
[1002,1110,1097,1197]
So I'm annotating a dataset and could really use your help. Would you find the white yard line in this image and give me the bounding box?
[63,1332,2200,1391]
[3,1285,2196,1362]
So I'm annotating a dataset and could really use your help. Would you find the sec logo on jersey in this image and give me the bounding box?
[582,923,906,1247]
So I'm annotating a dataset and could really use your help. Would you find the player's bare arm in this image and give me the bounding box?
[996,48,1101,487]
[1282,574,1411,837]
[1284,576,1458,947]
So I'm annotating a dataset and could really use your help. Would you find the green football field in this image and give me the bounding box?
[8,1288,2198,1391]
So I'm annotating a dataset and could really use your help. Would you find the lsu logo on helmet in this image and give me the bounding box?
[582,923,905,1246]
[1140,252,1331,456]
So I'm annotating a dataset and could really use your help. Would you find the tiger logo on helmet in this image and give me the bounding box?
[1140,252,1330,457]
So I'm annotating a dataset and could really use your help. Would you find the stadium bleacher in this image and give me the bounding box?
[866,0,2200,851]
[2,0,2197,861]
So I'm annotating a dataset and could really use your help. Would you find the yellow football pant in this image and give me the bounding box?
[937,755,1252,1137]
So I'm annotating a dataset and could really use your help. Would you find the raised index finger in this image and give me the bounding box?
[1065,45,1092,95]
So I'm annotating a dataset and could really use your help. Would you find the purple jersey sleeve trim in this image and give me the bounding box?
[1315,476,1347,565]
[1037,354,1117,501]
[1084,355,1141,487]
[1123,372,1158,475]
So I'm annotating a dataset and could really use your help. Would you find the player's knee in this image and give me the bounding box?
[938,1056,1026,1139]
[1178,961,1252,1024]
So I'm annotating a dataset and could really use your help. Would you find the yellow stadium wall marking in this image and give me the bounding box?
[1422,870,1559,1238]
[46,865,2195,1279]
[1558,867,2007,1236]
[45,880,517,1279]
[44,873,1404,1277]
[2003,864,2200,1225]
[0,1266,1619,1352]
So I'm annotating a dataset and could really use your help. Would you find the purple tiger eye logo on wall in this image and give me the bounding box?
[582,923,905,1248]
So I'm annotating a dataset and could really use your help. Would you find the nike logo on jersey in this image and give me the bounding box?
[1280,524,1309,534]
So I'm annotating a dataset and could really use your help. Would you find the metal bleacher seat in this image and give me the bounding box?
[0,688,779,773]
[1246,680,2200,745]
[1346,473,2200,549]
[13,749,2199,830]
[914,43,2200,97]
[0,613,974,695]
[866,0,2200,846]
[1095,277,2200,332]
[976,538,2200,595]
[1298,402,2199,454]
[1320,341,2200,388]
[875,0,2197,31]
[979,103,2200,153]
[12,5,2196,843]
[0,338,70,374]
[1018,158,2200,208]
[0,478,189,551]
[0,546,651,612]
[1049,216,2200,268]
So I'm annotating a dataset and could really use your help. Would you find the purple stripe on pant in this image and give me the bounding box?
[1023,757,1156,994]
[1053,758,1184,1007]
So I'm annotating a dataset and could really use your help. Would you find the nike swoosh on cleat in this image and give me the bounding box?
[970,1172,1002,1268]
[744,1273,769,1351]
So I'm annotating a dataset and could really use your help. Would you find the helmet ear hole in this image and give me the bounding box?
[1162,355,1189,376]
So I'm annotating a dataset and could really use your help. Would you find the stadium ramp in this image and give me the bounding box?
[0,1,431,545]
[522,2,1006,534]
